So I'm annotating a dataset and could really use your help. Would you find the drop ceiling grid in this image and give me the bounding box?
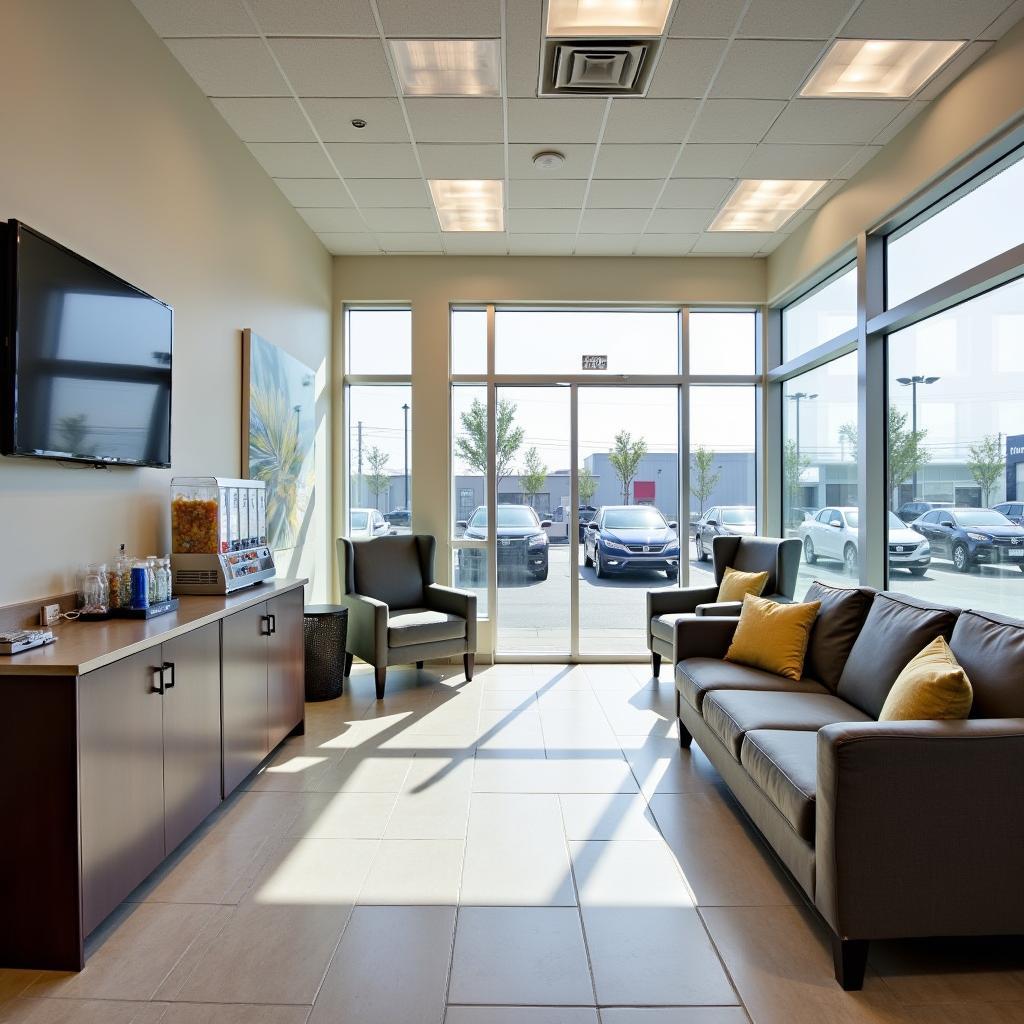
[137,0,1024,257]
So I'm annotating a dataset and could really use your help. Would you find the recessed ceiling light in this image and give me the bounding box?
[532,150,565,170]
[708,180,826,232]
[429,179,504,232]
[546,0,672,37]
[801,39,965,99]
[390,39,501,97]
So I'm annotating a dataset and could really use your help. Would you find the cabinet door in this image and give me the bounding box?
[221,601,270,796]
[80,650,166,934]
[267,588,305,749]
[162,623,223,853]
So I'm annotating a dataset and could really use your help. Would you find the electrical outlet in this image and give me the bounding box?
[40,603,61,627]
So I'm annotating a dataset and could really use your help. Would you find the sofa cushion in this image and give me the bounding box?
[836,592,960,718]
[703,690,870,760]
[388,608,466,648]
[741,730,818,842]
[949,609,1024,719]
[879,636,973,721]
[651,612,690,643]
[676,658,828,713]
[725,594,821,681]
[803,582,875,691]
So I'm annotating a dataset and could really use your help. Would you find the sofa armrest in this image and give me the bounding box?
[673,615,739,661]
[648,585,719,618]
[695,601,743,617]
[425,583,477,651]
[340,592,388,664]
[815,719,1024,940]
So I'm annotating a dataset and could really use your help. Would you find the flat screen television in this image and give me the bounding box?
[1,220,172,467]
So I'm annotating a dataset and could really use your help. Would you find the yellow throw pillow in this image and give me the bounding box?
[718,566,770,603]
[879,637,973,721]
[725,595,822,682]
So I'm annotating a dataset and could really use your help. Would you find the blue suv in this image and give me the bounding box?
[583,505,680,580]
[912,507,1024,573]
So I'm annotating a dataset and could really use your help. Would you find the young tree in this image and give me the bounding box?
[608,431,647,504]
[838,422,858,461]
[577,465,598,506]
[690,445,721,519]
[455,397,525,487]
[365,446,391,511]
[520,447,548,510]
[56,413,90,454]
[888,406,931,504]
[967,434,1005,506]
[784,439,810,508]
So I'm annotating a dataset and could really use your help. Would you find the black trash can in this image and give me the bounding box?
[303,605,348,702]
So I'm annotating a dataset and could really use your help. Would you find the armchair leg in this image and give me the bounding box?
[343,652,353,678]
[831,935,869,991]
[463,653,475,681]
[375,666,387,700]
[416,661,424,670]
[651,652,661,678]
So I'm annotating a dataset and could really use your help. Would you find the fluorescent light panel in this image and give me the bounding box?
[390,39,500,96]
[429,179,504,232]
[709,179,826,232]
[546,0,672,37]
[801,39,964,98]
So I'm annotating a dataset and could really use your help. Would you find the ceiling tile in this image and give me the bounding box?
[508,235,576,255]
[872,101,928,145]
[443,233,510,254]
[405,99,503,144]
[711,40,826,99]
[917,40,993,100]
[587,179,663,207]
[575,234,640,255]
[249,0,378,35]
[765,99,907,144]
[603,99,698,143]
[274,178,353,206]
[507,98,607,144]
[979,0,1024,39]
[165,38,289,96]
[326,142,420,177]
[691,232,774,254]
[635,234,699,255]
[580,209,650,233]
[346,178,432,206]
[506,0,544,98]
[304,98,409,142]
[647,209,715,233]
[593,144,679,179]
[755,234,791,254]
[318,233,380,254]
[739,143,861,178]
[649,39,729,99]
[361,208,440,232]
[738,0,851,39]
[131,0,254,36]
[842,0,1010,39]
[247,142,334,177]
[674,143,755,176]
[296,207,367,232]
[804,178,845,208]
[268,38,394,97]
[211,98,313,142]
[508,209,582,233]
[690,99,786,143]
[418,144,505,178]
[668,0,745,37]
[509,144,596,179]
[660,178,734,207]
[508,179,588,207]
[379,232,445,253]
[377,0,500,36]
[835,145,883,178]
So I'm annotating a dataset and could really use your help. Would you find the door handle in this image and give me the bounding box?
[153,665,165,695]
[162,661,176,689]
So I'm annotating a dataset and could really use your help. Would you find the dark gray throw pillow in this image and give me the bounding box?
[803,582,875,691]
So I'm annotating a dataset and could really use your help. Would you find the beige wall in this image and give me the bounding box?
[768,18,1024,302]
[0,0,333,606]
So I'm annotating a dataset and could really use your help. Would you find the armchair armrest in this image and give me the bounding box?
[425,583,477,651]
[815,719,1024,940]
[340,592,388,664]
[648,585,719,619]
[672,614,739,662]
[695,601,743,617]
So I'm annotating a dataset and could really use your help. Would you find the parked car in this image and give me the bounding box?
[786,505,819,530]
[800,507,930,576]
[583,505,679,580]
[895,500,953,524]
[348,507,391,539]
[992,501,1024,527]
[912,507,1024,573]
[457,504,551,581]
[694,505,756,561]
[383,508,411,527]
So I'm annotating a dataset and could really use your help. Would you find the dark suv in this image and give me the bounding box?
[913,507,1024,572]
[457,505,551,581]
[896,500,953,524]
[992,502,1024,527]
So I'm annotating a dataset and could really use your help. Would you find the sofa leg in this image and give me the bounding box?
[831,935,869,991]
[463,653,475,681]
[651,652,661,678]
[416,660,424,670]
[343,651,353,677]
[375,666,387,700]
[677,719,693,749]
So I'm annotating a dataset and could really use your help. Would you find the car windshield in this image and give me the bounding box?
[350,512,368,530]
[886,512,905,530]
[468,506,540,528]
[721,508,755,525]
[957,509,1012,528]
[603,508,667,529]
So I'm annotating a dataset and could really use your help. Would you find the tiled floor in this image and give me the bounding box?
[3,662,1024,1024]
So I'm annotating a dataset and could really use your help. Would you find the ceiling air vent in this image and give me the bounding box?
[540,39,658,97]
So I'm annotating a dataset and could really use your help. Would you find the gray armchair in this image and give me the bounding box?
[338,534,477,699]
[646,534,801,677]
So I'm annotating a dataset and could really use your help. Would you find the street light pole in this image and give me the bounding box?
[896,375,940,498]
[401,402,410,510]
[786,392,817,508]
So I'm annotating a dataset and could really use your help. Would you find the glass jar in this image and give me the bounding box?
[81,563,109,615]
[156,556,170,603]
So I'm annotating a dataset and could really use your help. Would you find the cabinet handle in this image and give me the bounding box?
[268,613,277,636]
[261,614,272,636]
[162,661,176,689]
[153,666,165,695]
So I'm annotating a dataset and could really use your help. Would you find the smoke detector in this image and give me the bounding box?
[533,150,565,170]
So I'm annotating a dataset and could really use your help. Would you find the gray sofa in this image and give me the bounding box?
[338,534,476,699]
[647,535,801,677]
[671,581,1024,989]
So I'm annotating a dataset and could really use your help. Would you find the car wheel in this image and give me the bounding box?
[696,536,708,562]
[665,568,678,580]
[803,537,817,564]
[844,543,858,575]
[532,567,549,581]
[595,549,606,579]
[583,543,593,568]
[908,567,927,577]
[952,543,970,573]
